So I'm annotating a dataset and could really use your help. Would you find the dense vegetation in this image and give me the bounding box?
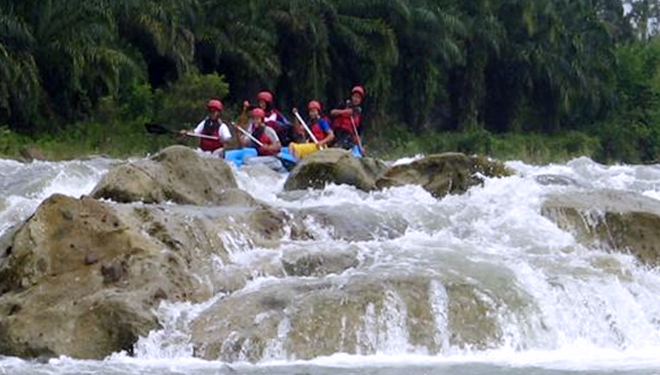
[2,0,660,163]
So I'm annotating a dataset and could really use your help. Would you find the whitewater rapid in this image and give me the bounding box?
[3,155,660,375]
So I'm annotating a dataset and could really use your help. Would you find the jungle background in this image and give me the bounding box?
[2,0,660,163]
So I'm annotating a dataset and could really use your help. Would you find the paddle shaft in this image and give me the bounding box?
[145,123,220,140]
[232,123,265,147]
[350,115,364,154]
[293,110,319,144]
[184,132,219,140]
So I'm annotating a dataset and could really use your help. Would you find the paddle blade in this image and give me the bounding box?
[145,123,172,135]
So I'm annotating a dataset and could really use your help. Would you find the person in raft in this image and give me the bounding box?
[255,90,294,146]
[293,100,335,147]
[330,85,365,151]
[240,107,287,173]
[180,98,232,157]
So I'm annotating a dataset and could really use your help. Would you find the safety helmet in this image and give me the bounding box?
[307,100,322,111]
[251,107,266,118]
[257,91,274,103]
[206,98,223,112]
[351,85,365,98]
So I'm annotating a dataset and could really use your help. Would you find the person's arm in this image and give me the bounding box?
[219,122,232,141]
[330,108,351,117]
[180,120,205,135]
[237,123,253,146]
[264,127,282,153]
[318,119,334,146]
[237,101,250,127]
[192,120,205,134]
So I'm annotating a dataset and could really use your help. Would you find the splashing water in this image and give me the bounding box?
[3,156,660,374]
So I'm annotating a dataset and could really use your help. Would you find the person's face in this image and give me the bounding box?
[309,108,320,119]
[252,116,263,126]
[351,93,363,106]
[209,109,220,119]
[258,100,267,109]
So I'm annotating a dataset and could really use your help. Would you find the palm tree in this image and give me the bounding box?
[194,0,280,102]
[1,0,138,131]
[112,0,199,86]
[393,0,466,131]
[0,3,41,130]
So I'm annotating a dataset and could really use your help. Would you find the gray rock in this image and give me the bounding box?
[0,193,300,359]
[376,153,512,198]
[284,149,388,192]
[91,145,238,205]
[542,189,660,266]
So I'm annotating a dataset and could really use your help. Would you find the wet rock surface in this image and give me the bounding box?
[284,149,388,192]
[542,189,660,266]
[91,145,239,205]
[376,153,512,198]
[0,193,302,359]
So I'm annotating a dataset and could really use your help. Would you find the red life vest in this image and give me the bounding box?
[332,113,360,137]
[199,119,223,152]
[310,118,330,142]
[252,126,277,156]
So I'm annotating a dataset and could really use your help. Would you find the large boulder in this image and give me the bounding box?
[376,153,512,198]
[0,193,300,359]
[91,145,240,205]
[189,276,508,361]
[284,149,388,192]
[541,190,660,266]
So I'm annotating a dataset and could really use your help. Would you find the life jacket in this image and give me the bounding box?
[331,111,361,137]
[265,109,293,146]
[310,117,331,142]
[199,118,224,152]
[252,126,277,156]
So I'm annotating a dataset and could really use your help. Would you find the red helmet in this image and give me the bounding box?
[206,98,223,112]
[257,91,273,103]
[351,85,365,98]
[308,100,322,111]
[251,108,266,118]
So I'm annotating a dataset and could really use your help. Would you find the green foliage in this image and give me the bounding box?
[370,120,599,164]
[154,72,229,128]
[3,0,660,163]
[0,126,31,157]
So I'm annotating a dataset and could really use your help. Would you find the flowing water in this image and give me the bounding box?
[3,155,660,374]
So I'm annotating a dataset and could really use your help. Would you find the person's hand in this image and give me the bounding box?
[351,106,362,116]
[243,100,250,109]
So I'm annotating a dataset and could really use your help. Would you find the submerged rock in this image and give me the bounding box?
[376,153,512,198]
[284,149,388,192]
[91,145,239,205]
[542,189,660,266]
[284,149,510,199]
[189,276,508,361]
[534,174,581,187]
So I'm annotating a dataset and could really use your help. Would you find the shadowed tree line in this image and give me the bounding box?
[3,0,660,162]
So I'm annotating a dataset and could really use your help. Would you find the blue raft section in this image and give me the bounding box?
[224,145,362,168]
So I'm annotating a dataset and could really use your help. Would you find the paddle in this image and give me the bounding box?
[292,109,320,145]
[144,123,220,140]
[231,122,298,170]
[350,115,365,156]
[231,122,264,147]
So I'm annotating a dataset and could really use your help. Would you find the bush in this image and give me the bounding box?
[0,126,30,157]
[154,72,230,128]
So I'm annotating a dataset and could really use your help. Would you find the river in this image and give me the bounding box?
[2,155,660,375]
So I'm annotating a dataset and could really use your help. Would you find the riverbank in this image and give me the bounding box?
[0,119,612,165]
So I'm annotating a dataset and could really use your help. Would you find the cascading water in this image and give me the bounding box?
[3,155,660,375]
